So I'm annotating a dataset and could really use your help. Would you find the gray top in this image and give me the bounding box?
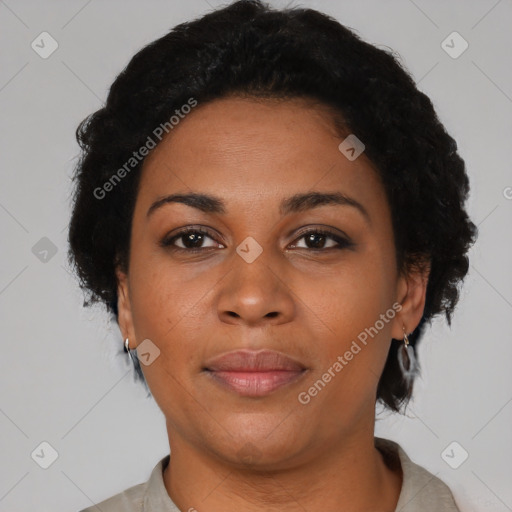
[79,437,460,511]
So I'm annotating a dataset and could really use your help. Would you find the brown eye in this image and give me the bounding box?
[160,228,223,251]
[290,229,354,251]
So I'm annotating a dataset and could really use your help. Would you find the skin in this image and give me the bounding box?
[116,96,430,511]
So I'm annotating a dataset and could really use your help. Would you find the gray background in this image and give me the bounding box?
[1,0,511,511]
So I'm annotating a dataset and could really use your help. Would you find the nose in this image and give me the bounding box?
[216,247,295,327]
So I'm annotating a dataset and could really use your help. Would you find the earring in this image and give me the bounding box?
[397,324,417,384]
[124,338,136,365]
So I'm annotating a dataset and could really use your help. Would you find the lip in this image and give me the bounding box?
[204,349,306,372]
[203,349,308,397]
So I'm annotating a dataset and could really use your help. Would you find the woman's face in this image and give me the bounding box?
[117,96,427,468]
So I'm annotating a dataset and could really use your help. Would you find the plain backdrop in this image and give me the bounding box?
[1,1,511,511]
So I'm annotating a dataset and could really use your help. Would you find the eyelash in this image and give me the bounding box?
[160,227,354,253]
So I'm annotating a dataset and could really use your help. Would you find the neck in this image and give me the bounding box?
[163,428,402,511]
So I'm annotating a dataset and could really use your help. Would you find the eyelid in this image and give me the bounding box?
[288,227,354,250]
[160,224,354,251]
[291,225,352,243]
[159,225,224,249]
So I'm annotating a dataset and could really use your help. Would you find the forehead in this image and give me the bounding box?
[136,96,386,217]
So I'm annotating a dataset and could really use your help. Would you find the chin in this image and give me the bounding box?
[205,416,309,470]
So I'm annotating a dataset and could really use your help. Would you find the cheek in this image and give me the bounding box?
[127,252,222,372]
[323,263,392,335]
[311,251,396,390]
[129,252,201,331]
[126,263,202,410]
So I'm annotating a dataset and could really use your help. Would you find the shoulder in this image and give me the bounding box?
[78,481,146,512]
[77,454,176,512]
[375,437,461,512]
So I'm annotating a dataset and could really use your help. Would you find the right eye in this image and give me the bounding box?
[160,227,224,252]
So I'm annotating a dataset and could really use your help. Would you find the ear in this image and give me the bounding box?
[116,267,136,347]
[391,260,431,340]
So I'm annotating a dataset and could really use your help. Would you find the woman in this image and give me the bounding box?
[69,1,477,510]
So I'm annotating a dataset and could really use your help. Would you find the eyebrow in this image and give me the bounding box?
[147,191,371,224]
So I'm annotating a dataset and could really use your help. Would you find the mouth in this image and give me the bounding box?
[204,369,308,396]
[202,349,308,397]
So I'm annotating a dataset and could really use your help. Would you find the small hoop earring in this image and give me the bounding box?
[124,338,136,365]
[397,324,417,383]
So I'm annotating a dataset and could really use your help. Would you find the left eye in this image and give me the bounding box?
[290,229,353,250]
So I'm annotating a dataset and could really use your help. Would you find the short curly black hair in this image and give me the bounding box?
[68,0,477,412]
